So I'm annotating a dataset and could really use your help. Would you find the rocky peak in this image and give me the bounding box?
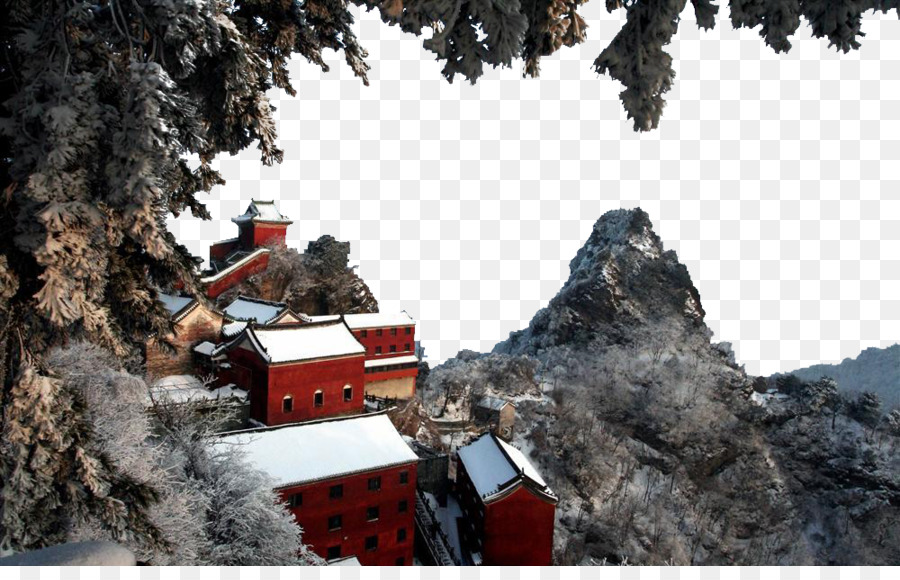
[495,208,707,355]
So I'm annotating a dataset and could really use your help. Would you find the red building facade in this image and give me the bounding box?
[222,321,366,426]
[343,313,419,400]
[216,414,419,565]
[201,200,291,299]
[455,433,558,565]
[280,462,416,565]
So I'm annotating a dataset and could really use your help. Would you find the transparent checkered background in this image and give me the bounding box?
[167,8,900,379]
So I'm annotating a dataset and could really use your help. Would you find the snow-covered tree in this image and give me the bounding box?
[151,393,322,565]
[1,0,895,553]
[31,343,318,565]
[45,343,206,564]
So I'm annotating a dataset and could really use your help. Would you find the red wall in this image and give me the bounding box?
[223,346,365,425]
[210,239,240,262]
[482,486,556,565]
[352,326,415,360]
[238,223,288,250]
[279,463,417,565]
[205,252,270,298]
[456,459,556,565]
[266,356,365,425]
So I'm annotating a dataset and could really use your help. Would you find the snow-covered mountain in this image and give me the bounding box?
[495,208,708,355]
[425,208,900,565]
[775,345,899,410]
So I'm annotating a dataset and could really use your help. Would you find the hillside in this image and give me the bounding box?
[423,208,900,565]
[215,235,379,315]
[775,345,899,410]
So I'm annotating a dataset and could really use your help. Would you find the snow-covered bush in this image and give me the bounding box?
[41,342,319,565]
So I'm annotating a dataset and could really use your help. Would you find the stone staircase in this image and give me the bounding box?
[414,489,460,566]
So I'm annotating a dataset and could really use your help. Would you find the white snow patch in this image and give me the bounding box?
[457,435,521,498]
[222,297,285,323]
[343,312,415,330]
[249,323,365,363]
[193,341,218,356]
[215,414,418,488]
[158,293,194,317]
[222,321,247,337]
[364,355,419,368]
[149,376,247,405]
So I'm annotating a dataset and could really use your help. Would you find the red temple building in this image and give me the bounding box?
[216,414,419,565]
[455,433,558,565]
[343,313,419,400]
[201,200,292,298]
[221,320,366,426]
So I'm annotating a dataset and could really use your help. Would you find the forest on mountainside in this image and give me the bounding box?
[420,209,900,565]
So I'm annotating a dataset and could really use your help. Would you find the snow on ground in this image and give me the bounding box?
[750,390,790,407]
[149,375,247,405]
[423,491,464,562]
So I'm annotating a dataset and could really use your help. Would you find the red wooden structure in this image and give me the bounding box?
[216,414,419,565]
[455,433,558,565]
[201,200,292,298]
[343,313,419,399]
[221,320,366,426]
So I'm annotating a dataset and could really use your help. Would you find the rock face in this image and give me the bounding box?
[775,344,900,410]
[216,235,379,316]
[495,208,706,355]
[427,208,900,565]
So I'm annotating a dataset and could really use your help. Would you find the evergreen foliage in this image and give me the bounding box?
[0,0,895,552]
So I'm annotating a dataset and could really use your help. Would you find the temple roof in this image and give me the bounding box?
[343,311,415,330]
[231,200,293,225]
[222,295,287,324]
[215,414,418,488]
[230,320,365,364]
[457,433,556,504]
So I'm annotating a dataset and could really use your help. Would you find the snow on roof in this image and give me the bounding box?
[457,433,551,501]
[193,341,218,356]
[328,556,361,566]
[496,437,547,488]
[200,248,270,284]
[477,396,513,411]
[246,322,365,363]
[231,200,292,224]
[364,355,419,368]
[158,293,194,318]
[215,414,418,488]
[222,320,247,338]
[223,296,286,323]
[302,314,342,323]
[457,434,519,498]
[343,312,415,330]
